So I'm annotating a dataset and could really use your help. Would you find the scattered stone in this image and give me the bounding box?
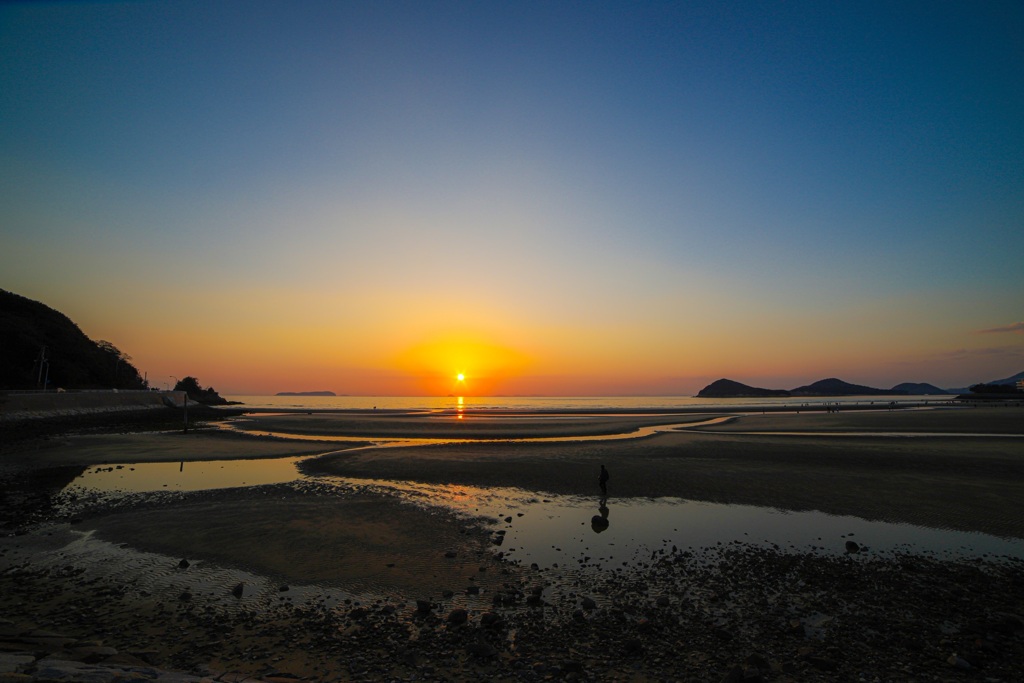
[177,559,189,569]
[622,638,643,655]
[845,540,860,553]
[231,582,244,598]
[447,608,468,625]
[466,640,497,658]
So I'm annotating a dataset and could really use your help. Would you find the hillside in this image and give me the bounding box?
[790,378,905,397]
[696,379,790,398]
[0,289,146,391]
[890,382,948,395]
[988,371,1024,387]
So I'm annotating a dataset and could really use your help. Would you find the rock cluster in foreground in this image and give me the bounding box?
[3,539,1022,682]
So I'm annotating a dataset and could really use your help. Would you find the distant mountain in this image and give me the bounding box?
[945,370,1024,394]
[0,289,147,391]
[696,379,790,398]
[890,382,949,395]
[790,378,906,396]
[988,371,1024,387]
[276,390,337,396]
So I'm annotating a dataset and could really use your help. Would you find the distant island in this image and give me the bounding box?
[276,390,337,396]
[891,382,947,395]
[790,378,906,397]
[696,379,791,398]
[698,377,909,398]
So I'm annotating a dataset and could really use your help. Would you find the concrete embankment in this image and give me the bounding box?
[0,391,186,420]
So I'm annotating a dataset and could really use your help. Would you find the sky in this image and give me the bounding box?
[2,1,1022,396]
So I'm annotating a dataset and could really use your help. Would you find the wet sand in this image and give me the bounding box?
[296,407,1024,539]
[2,405,1024,681]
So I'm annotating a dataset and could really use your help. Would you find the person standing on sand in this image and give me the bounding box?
[599,464,609,496]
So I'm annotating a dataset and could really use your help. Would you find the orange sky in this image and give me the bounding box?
[2,3,1022,395]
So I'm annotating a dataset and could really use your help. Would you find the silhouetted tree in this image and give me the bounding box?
[172,376,228,404]
[969,383,1022,394]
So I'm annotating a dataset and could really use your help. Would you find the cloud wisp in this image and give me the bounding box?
[978,322,1024,334]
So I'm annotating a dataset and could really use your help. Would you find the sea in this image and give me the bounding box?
[223,394,954,412]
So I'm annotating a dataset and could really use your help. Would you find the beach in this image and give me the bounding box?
[1,405,1023,681]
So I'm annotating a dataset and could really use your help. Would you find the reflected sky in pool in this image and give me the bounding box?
[64,457,1024,573]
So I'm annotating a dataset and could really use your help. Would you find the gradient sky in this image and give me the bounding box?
[2,1,1022,395]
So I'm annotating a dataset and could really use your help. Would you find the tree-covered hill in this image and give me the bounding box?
[0,289,146,391]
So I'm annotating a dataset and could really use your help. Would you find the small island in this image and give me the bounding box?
[275,390,337,396]
[696,379,791,398]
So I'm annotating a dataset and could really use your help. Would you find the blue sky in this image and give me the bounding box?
[2,1,1022,394]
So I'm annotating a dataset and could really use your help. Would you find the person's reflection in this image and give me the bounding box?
[591,495,610,533]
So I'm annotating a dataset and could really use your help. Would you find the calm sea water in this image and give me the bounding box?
[225,394,953,411]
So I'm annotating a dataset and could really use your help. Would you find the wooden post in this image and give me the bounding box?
[183,393,189,434]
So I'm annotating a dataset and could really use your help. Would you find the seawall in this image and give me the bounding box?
[0,391,186,420]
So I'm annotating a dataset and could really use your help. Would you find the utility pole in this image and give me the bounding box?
[36,346,47,389]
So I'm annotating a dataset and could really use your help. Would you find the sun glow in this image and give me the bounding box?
[391,336,532,395]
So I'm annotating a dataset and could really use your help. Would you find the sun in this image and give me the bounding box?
[456,373,465,382]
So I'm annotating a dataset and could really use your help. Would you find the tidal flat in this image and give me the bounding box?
[1,406,1023,681]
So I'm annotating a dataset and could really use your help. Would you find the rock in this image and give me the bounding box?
[806,655,838,671]
[581,597,597,610]
[231,582,244,598]
[416,600,432,614]
[466,585,480,595]
[845,540,860,553]
[655,595,670,607]
[177,559,190,569]
[0,653,34,674]
[947,654,972,670]
[466,641,497,658]
[504,516,512,523]
[278,584,289,592]
[70,645,119,663]
[720,665,765,683]
[447,608,468,625]
[720,665,745,683]
[623,638,643,654]
[744,653,771,671]
[444,550,457,558]
[480,612,502,629]
[562,659,584,673]
[178,591,192,602]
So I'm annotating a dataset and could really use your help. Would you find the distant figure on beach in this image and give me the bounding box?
[599,465,609,495]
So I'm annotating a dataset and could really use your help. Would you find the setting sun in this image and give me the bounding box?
[457,373,465,382]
